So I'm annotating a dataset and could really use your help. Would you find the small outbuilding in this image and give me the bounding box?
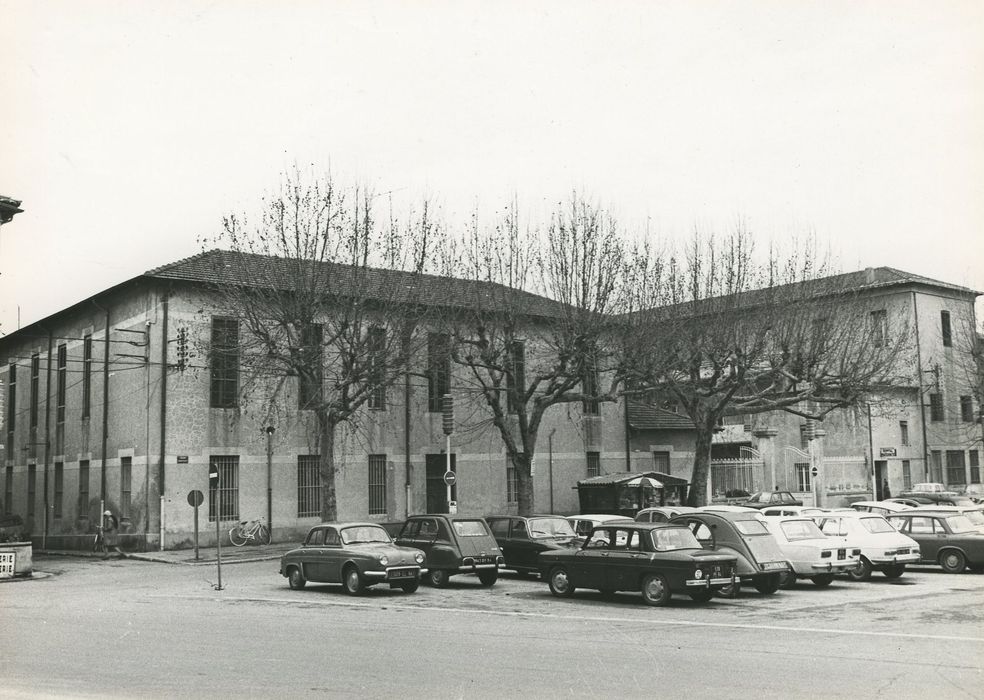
[575,471,691,517]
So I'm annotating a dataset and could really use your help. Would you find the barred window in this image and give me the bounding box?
[899,421,909,446]
[970,452,980,485]
[27,465,36,517]
[82,334,92,419]
[210,318,239,408]
[946,450,966,488]
[368,326,387,410]
[368,454,387,516]
[30,354,39,429]
[652,451,669,474]
[929,394,944,422]
[120,456,132,519]
[960,396,974,423]
[930,451,943,482]
[6,363,15,455]
[56,345,67,424]
[297,455,321,517]
[587,451,601,478]
[427,333,451,412]
[53,462,64,519]
[4,466,12,515]
[208,455,239,522]
[298,324,324,410]
[506,456,521,503]
[795,463,812,492]
[902,460,912,490]
[582,353,600,416]
[871,309,887,348]
[940,310,952,347]
[506,341,525,414]
[79,460,90,518]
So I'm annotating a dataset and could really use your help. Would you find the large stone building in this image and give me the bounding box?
[1,255,980,550]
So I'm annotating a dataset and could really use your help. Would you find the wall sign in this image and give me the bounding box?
[879,447,897,457]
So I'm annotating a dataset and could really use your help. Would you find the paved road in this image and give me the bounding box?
[3,557,983,699]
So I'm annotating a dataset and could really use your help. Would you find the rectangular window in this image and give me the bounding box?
[297,455,321,517]
[930,450,943,482]
[940,310,952,347]
[800,424,809,450]
[27,465,36,517]
[208,455,239,522]
[298,323,324,409]
[56,344,67,424]
[970,451,980,485]
[120,456,132,519]
[427,333,451,412]
[506,340,526,414]
[871,309,887,348]
[367,326,387,410]
[82,334,92,419]
[368,454,387,515]
[902,459,912,490]
[960,396,974,423]
[54,462,64,519]
[945,450,966,487]
[506,461,518,503]
[586,451,601,478]
[652,451,670,473]
[899,420,909,446]
[795,463,812,492]
[79,460,90,518]
[929,394,944,422]
[30,354,39,429]
[6,363,14,455]
[582,352,600,416]
[209,317,239,409]
[4,465,13,514]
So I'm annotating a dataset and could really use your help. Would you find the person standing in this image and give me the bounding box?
[101,509,119,558]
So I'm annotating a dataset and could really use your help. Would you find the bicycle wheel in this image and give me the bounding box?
[257,524,271,545]
[229,525,248,546]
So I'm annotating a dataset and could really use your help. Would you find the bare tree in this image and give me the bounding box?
[436,196,627,516]
[621,229,911,506]
[200,170,436,521]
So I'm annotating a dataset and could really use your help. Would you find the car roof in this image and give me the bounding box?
[677,510,764,523]
[596,521,688,531]
[313,521,389,529]
[568,514,634,521]
[406,514,488,522]
[891,508,967,516]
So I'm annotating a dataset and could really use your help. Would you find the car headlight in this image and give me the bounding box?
[694,569,704,579]
[379,555,389,566]
[415,552,425,564]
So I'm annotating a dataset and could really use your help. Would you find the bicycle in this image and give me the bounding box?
[229,517,271,546]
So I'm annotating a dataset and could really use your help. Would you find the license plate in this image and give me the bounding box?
[473,557,493,565]
[388,569,414,579]
[0,552,14,578]
[837,549,845,560]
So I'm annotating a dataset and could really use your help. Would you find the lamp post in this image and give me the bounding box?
[265,426,275,542]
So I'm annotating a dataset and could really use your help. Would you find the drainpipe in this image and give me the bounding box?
[623,394,631,472]
[265,426,275,540]
[158,289,169,551]
[912,291,930,479]
[91,299,111,504]
[404,370,412,517]
[42,326,53,550]
[548,428,556,514]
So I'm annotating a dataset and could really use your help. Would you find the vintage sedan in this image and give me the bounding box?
[669,511,790,595]
[280,522,425,595]
[740,491,804,509]
[486,515,582,575]
[761,516,861,587]
[394,514,504,587]
[886,510,984,573]
[850,500,913,516]
[634,506,700,523]
[813,511,920,580]
[539,522,738,606]
[567,514,634,538]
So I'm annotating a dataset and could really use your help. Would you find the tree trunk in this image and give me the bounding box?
[318,412,338,522]
[687,424,715,507]
[514,452,535,517]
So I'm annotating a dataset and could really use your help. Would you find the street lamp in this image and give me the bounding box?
[265,426,275,542]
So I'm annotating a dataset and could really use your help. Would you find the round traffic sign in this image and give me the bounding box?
[187,489,204,507]
[443,471,457,486]
[810,466,819,478]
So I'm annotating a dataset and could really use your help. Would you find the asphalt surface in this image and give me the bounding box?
[3,553,983,699]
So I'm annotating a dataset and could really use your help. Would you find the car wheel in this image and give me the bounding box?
[343,566,364,595]
[811,574,834,587]
[641,574,672,606]
[939,549,967,574]
[400,579,420,594]
[754,573,781,595]
[427,569,450,588]
[779,570,796,589]
[847,556,873,582]
[688,588,714,603]
[882,564,906,579]
[477,570,498,587]
[548,566,576,598]
[287,566,306,590]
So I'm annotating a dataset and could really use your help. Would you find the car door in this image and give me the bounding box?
[604,528,647,591]
[509,519,537,571]
[906,516,944,562]
[301,527,329,582]
[569,528,611,589]
[487,518,512,565]
[321,527,345,582]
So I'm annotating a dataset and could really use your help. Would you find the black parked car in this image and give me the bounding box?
[886,510,984,573]
[485,515,582,575]
[539,522,738,606]
[394,514,504,587]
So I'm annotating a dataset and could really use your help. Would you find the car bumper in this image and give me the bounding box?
[363,566,421,580]
[685,576,735,587]
[455,556,504,572]
[868,553,920,566]
[810,561,860,573]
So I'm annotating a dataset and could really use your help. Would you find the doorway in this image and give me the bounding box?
[425,453,457,513]
[875,460,888,500]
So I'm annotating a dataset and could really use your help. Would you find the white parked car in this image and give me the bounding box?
[760,505,826,517]
[850,500,913,516]
[634,506,700,523]
[812,511,921,580]
[762,517,861,587]
[566,514,633,538]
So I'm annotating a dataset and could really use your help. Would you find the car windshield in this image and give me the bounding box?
[945,515,977,533]
[528,518,577,539]
[962,510,984,526]
[859,517,894,534]
[734,519,770,536]
[340,525,391,544]
[780,519,825,541]
[746,492,766,503]
[452,520,488,537]
[652,528,701,551]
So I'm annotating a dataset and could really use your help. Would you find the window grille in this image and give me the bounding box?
[298,324,324,409]
[871,309,887,347]
[902,460,912,490]
[210,318,239,408]
[27,465,36,517]
[368,454,387,515]
[368,326,387,410]
[54,462,64,519]
[82,335,92,419]
[795,463,812,492]
[899,420,909,446]
[945,450,966,488]
[506,341,525,414]
[940,310,952,347]
[120,456,132,519]
[960,396,974,423]
[970,452,980,484]
[587,451,602,477]
[929,394,944,422]
[6,363,15,455]
[30,354,39,429]
[427,333,451,412]
[208,455,239,522]
[297,455,321,517]
[79,460,90,517]
[4,466,13,515]
[56,345,66,424]
[506,459,519,503]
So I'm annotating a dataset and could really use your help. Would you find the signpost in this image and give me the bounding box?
[209,464,223,590]
[442,394,456,514]
[187,489,204,560]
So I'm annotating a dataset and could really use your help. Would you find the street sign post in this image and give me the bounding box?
[208,465,223,590]
[187,489,204,560]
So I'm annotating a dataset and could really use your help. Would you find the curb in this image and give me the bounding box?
[124,552,284,566]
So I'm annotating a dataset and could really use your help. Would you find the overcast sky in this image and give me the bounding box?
[1,0,982,333]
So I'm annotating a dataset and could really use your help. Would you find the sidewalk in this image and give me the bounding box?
[38,541,297,566]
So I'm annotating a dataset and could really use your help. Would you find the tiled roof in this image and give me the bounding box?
[145,249,571,319]
[626,400,697,431]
